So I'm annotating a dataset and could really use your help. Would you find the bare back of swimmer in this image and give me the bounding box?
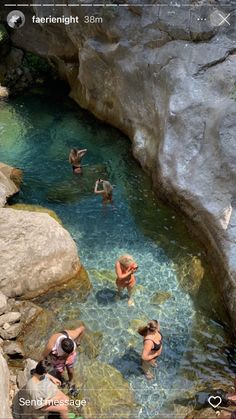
[69,148,87,174]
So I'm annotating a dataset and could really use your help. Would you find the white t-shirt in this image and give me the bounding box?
[26,375,58,410]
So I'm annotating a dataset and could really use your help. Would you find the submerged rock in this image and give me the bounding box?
[89,268,116,284]
[79,329,103,359]
[178,257,205,297]
[150,291,172,305]
[0,207,81,298]
[74,357,137,418]
[128,317,149,335]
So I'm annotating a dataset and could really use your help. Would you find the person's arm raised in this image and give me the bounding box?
[94,180,104,194]
[66,325,85,344]
[115,261,133,280]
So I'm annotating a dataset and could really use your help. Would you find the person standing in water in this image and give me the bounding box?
[115,254,138,306]
[69,148,87,174]
[138,320,163,379]
[94,179,113,204]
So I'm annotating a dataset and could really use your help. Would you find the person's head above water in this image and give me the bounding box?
[118,254,137,269]
[138,320,159,336]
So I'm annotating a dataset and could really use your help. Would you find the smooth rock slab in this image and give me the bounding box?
[0,207,81,298]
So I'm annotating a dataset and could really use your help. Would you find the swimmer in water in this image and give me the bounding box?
[115,254,138,306]
[138,320,163,380]
[69,148,87,174]
[94,179,113,204]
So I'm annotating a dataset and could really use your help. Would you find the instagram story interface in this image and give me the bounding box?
[0,1,236,419]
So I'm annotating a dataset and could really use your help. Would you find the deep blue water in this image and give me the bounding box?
[0,88,233,417]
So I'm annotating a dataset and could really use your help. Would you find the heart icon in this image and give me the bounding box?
[208,395,222,408]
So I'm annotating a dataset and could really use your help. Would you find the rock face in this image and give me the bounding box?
[1,4,236,325]
[0,350,12,418]
[0,163,22,207]
[0,208,81,298]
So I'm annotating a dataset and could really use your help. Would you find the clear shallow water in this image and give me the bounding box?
[0,87,234,417]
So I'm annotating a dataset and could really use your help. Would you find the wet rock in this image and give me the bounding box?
[21,308,56,359]
[150,291,172,305]
[74,357,137,417]
[3,341,25,357]
[0,291,8,315]
[0,312,21,327]
[0,350,12,418]
[0,163,21,207]
[132,284,145,295]
[80,329,103,359]
[178,257,205,297]
[0,207,81,298]
[0,323,22,340]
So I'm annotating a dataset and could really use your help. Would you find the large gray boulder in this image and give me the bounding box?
[0,350,12,418]
[0,208,81,298]
[1,4,236,324]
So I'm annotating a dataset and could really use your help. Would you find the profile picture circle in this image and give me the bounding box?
[7,10,25,29]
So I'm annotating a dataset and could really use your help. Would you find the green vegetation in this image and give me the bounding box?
[23,52,51,76]
[0,24,8,45]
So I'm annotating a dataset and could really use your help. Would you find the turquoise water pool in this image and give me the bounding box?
[0,86,234,417]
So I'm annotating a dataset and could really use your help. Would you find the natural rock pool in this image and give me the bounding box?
[0,86,234,417]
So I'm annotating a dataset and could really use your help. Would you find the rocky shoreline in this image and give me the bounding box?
[0,163,84,416]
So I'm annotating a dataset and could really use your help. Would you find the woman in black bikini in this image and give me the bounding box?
[138,320,163,379]
[69,148,87,174]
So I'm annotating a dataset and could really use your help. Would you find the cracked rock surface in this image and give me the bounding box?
[1,1,236,325]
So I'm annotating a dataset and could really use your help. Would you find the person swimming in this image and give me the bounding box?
[69,148,87,174]
[94,179,113,204]
[115,254,138,306]
[138,320,163,379]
